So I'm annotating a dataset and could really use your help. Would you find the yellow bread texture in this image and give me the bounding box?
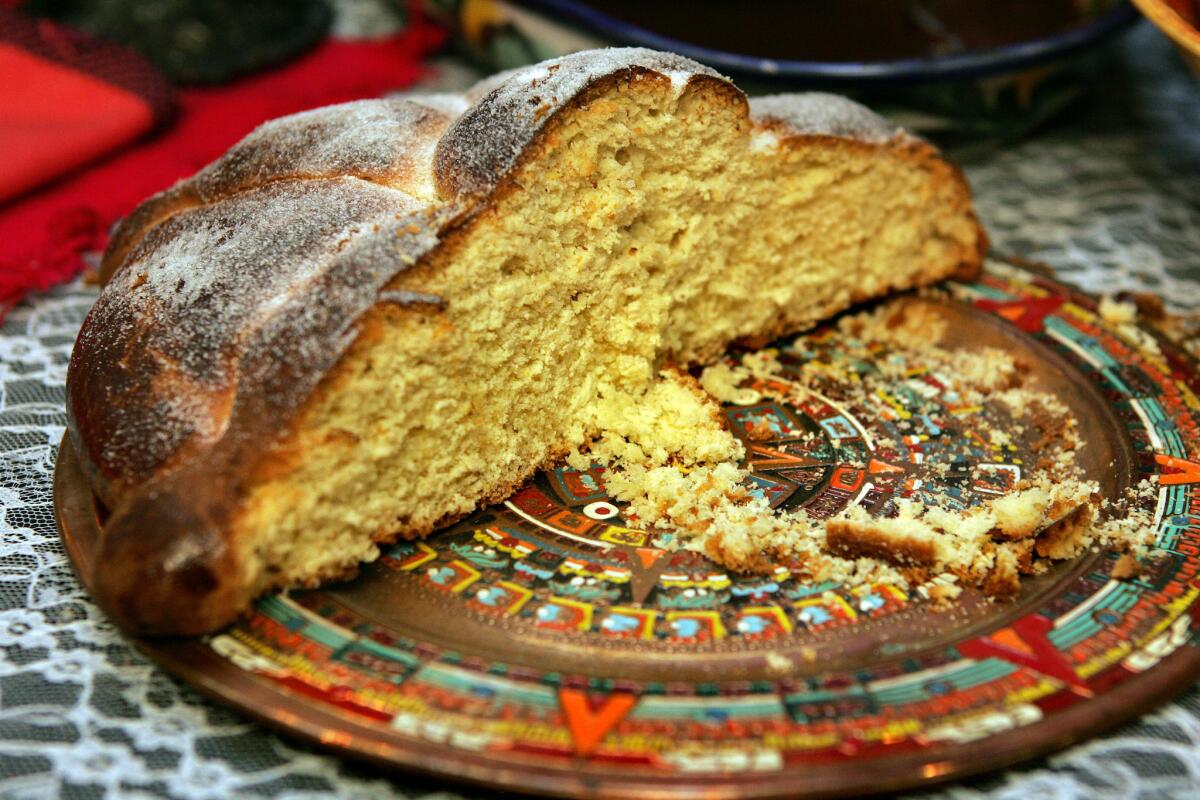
[224,72,982,601]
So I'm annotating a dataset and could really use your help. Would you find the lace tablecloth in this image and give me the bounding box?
[2,23,1199,800]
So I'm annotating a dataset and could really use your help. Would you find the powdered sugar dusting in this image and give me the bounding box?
[127,179,416,365]
[464,63,550,105]
[436,48,725,197]
[750,93,902,144]
[74,177,439,486]
[666,69,692,94]
[192,99,455,202]
[405,92,471,117]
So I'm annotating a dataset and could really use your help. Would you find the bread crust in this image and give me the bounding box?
[69,48,986,635]
[825,519,941,567]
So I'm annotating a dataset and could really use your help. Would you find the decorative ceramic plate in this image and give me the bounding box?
[56,259,1200,798]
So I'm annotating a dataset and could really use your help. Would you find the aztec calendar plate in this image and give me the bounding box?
[55,259,1200,798]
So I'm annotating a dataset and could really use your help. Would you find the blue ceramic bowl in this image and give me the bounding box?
[522,0,1142,85]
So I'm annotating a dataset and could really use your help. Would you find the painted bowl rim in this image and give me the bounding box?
[522,0,1142,84]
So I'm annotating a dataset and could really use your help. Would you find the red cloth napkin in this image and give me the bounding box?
[0,11,445,317]
[0,9,175,206]
[0,45,155,203]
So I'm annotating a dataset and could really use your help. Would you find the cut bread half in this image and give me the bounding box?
[68,49,985,634]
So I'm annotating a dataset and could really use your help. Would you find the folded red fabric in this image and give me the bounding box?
[0,44,153,204]
[0,12,444,317]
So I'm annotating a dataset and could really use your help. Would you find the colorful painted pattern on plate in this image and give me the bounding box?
[205,261,1200,782]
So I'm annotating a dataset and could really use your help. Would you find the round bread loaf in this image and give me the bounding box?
[68,48,986,635]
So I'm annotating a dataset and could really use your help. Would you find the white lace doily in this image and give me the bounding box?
[2,21,1199,800]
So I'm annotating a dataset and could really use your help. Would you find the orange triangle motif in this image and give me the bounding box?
[749,445,821,468]
[559,689,637,756]
[996,306,1026,323]
[636,548,663,569]
[991,627,1034,655]
[868,459,905,475]
[1155,454,1200,486]
[959,614,1089,691]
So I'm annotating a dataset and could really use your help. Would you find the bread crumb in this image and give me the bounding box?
[571,298,1142,601]
[1098,295,1138,325]
[1111,553,1141,580]
[765,651,795,675]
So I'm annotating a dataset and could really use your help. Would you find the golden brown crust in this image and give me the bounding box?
[70,183,451,636]
[1034,502,1097,560]
[91,469,249,636]
[981,542,1029,599]
[100,185,201,285]
[97,98,459,285]
[1111,554,1142,580]
[825,519,940,567]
